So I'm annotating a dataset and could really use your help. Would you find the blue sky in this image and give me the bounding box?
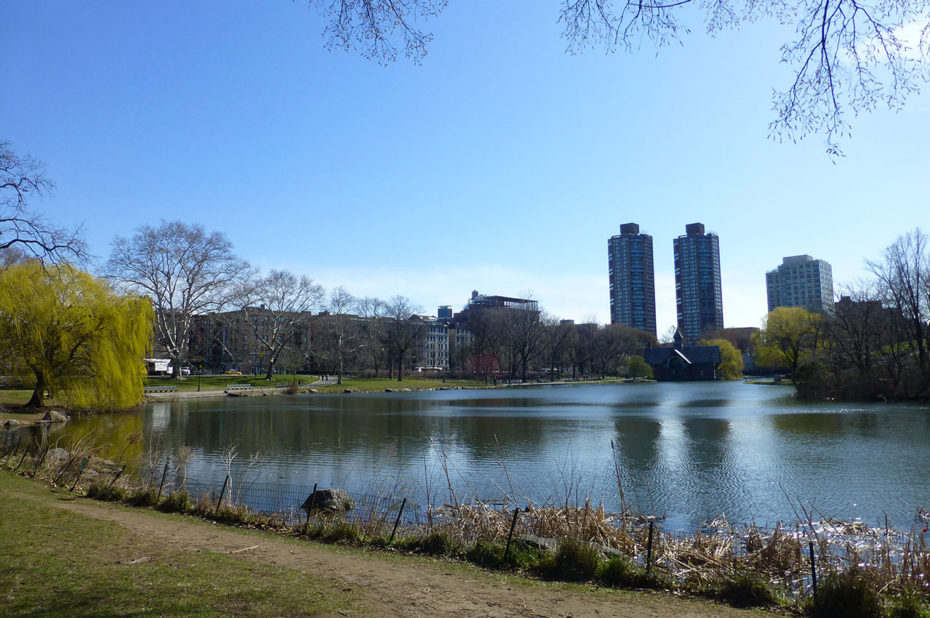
[3,1,928,334]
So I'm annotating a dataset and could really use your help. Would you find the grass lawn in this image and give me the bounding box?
[144,374,297,392]
[0,472,357,616]
[308,376,487,393]
[145,374,488,393]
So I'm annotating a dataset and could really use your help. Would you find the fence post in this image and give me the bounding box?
[53,453,77,484]
[215,475,230,512]
[809,541,818,598]
[504,507,521,562]
[646,520,655,573]
[389,498,407,544]
[156,461,170,501]
[4,436,22,466]
[304,483,318,530]
[109,464,127,488]
[14,443,31,471]
[33,444,50,475]
[70,457,89,492]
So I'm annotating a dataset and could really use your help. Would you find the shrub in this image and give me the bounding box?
[808,569,882,618]
[536,537,600,582]
[716,573,777,608]
[319,521,363,545]
[597,556,636,587]
[888,587,927,618]
[418,531,461,557]
[85,482,125,502]
[157,491,192,513]
[393,536,420,552]
[126,488,158,507]
[211,504,255,525]
[467,539,503,568]
[597,555,670,590]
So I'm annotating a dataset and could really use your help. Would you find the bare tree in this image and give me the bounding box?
[867,228,929,375]
[566,1,930,154]
[495,306,544,381]
[307,3,930,153]
[307,0,448,64]
[383,295,425,381]
[238,269,325,379]
[356,296,388,376]
[106,221,248,378]
[541,316,576,381]
[0,140,86,264]
[321,286,360,384]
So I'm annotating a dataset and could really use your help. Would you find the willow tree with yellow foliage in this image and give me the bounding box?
[753,307,823,376]
[0,261,153,409]
[699,338,743,379]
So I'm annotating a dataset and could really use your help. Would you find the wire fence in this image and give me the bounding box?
[5,434,930,605]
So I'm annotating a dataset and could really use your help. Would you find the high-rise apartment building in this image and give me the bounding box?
[674,222,723,343]
[608,223,657,336]
[765,255,834,314]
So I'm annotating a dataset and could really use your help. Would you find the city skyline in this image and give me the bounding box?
[2,2,927,333]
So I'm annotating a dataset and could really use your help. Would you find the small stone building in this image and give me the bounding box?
[644,329,720,381]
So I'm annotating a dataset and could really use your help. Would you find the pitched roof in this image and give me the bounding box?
[644,345,720,366]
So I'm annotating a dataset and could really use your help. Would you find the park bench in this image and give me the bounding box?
[143,385,177,394]
[225,384,253,395]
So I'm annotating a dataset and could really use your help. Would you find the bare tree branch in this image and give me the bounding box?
[105,221,249,378]
[0,140,87,265]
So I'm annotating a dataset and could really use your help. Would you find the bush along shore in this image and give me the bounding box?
[3,435,930,616]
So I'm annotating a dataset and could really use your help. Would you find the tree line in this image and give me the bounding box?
[103,222,661,385]
[753,229,930,401]
[2,137,926,407]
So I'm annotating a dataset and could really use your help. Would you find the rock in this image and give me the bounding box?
[42,410,69,423]
[343,388,352,393]
[308,388,318,394]
[384,388,393,393]
[3,419,21,427]
[517,534,557,551]
[47,447,70,463]
[301,488,355,513]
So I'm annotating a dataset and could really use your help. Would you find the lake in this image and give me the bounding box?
[39,381,930,530]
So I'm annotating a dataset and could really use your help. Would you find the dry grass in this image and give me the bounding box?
[6,435,930,612]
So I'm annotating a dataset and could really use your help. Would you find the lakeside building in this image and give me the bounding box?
[188,308,314,374]
[765,255,834,314]
[644,329,720,381]
[673,222,724,344]
[414,315,450,370]
[447,291,540,373]
[608,222,657,337]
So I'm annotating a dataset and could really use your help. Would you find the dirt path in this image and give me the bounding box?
[33,495,764,618]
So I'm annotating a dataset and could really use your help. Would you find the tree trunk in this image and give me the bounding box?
[26,370,46,408]
[397,351,404,382]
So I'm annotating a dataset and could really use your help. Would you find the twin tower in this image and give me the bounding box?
[608,222,724,343]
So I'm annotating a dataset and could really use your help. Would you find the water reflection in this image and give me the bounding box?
[42,382,930,529]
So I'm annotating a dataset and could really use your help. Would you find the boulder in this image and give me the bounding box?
[301,488,355,513]
[47,447,70,463]
[3,419,21,427]
[42,410,69,423]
